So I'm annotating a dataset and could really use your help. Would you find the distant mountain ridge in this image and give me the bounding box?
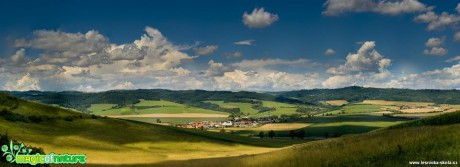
[3,86,460,113]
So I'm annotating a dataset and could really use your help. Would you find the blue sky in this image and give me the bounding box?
[1,0,460,91]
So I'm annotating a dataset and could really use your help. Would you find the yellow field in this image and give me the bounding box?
[323,100,348,106]
[400,108,442,113]
[360,100,434,106]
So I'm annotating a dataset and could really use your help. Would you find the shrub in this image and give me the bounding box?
[63,116,74,122]
[27,115,43,123]
[90,114,98,119]
[0,109,28,123]
[268,130,275,138]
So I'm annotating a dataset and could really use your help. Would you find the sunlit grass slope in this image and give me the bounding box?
[0,93,305,165]
[89,99,227,115]
[151,111,460,167]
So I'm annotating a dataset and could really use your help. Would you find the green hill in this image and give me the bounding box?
[147,111,460,167]
[0,93,305,165]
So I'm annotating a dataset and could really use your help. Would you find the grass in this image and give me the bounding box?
[321,104,382,115]
[255,101,298,116]
[207,100,325,117]
[225,114,410,137]
[297,114,409,137]
[150,123,460,167]
[122,117,229,124]
[388,111,460,129]
[0,93,304,165]
[90,100,228,115]
[205,101,259,115]
[209,123,311,136]
[87,104,117,113]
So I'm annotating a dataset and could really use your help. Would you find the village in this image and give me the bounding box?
[176,117,281,129]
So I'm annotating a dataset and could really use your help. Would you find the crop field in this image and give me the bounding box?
[356,100,460,118]
[110,113,229,118]
[209,123,311,133]
[320,104,382,115]
[360,100,435,106]
[87,103,117,113]
[88,100,227,115]
[207,100,323,117]
[322,100,348,106]
[122,117,229,124]
[205,101,259,115]
[215,114,409,137]
[400,108,443,113]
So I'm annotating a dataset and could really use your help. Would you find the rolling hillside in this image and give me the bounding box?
[0,93,305,165]
[148,111,460,167]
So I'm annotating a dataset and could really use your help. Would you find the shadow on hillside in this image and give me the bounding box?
[296,114,411,123]
[301,125,382,136]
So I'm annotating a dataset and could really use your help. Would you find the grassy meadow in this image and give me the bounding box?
[77,111,460,167]
[321,104,382,115]
[152,123,460,167]
[123,117,228,124]
[207,100,324,117]
[0,93,306,165]
[222,114,410,137]
[206,101,259,115]
[88,99,227,116]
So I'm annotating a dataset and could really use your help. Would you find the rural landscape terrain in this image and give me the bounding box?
[1,86,459,166]
[1,0,460,166]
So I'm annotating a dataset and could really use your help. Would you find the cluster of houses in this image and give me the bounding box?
[178,118,280,129]
[399,105,428,110]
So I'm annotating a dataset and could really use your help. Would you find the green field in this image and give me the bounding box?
[206,101,259,115]
[298,114,408,137]
[123,117,229,124]
[207,100,323,117]
[256,101,298,116]
[227,114,409,137]
[89,99,228,115]
[321,104,382,115]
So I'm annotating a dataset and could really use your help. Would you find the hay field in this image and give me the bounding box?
[323,100,349,106]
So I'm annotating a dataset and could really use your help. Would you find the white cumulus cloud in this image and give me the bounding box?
[446,56,460,63]
[424,47,448,56]
[242,8,279,28]
[414,11,460,31]
[454,32,460,42]
[194,45,218,56]
[325,48,336,55]
[234,39,255,46]
[323,41,392,88]
[323,0,429,16]
[423,37,447,56]
[224,52,243,59]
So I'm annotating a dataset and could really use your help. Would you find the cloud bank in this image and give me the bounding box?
[323,0,429,16]
[2,27,460,92]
